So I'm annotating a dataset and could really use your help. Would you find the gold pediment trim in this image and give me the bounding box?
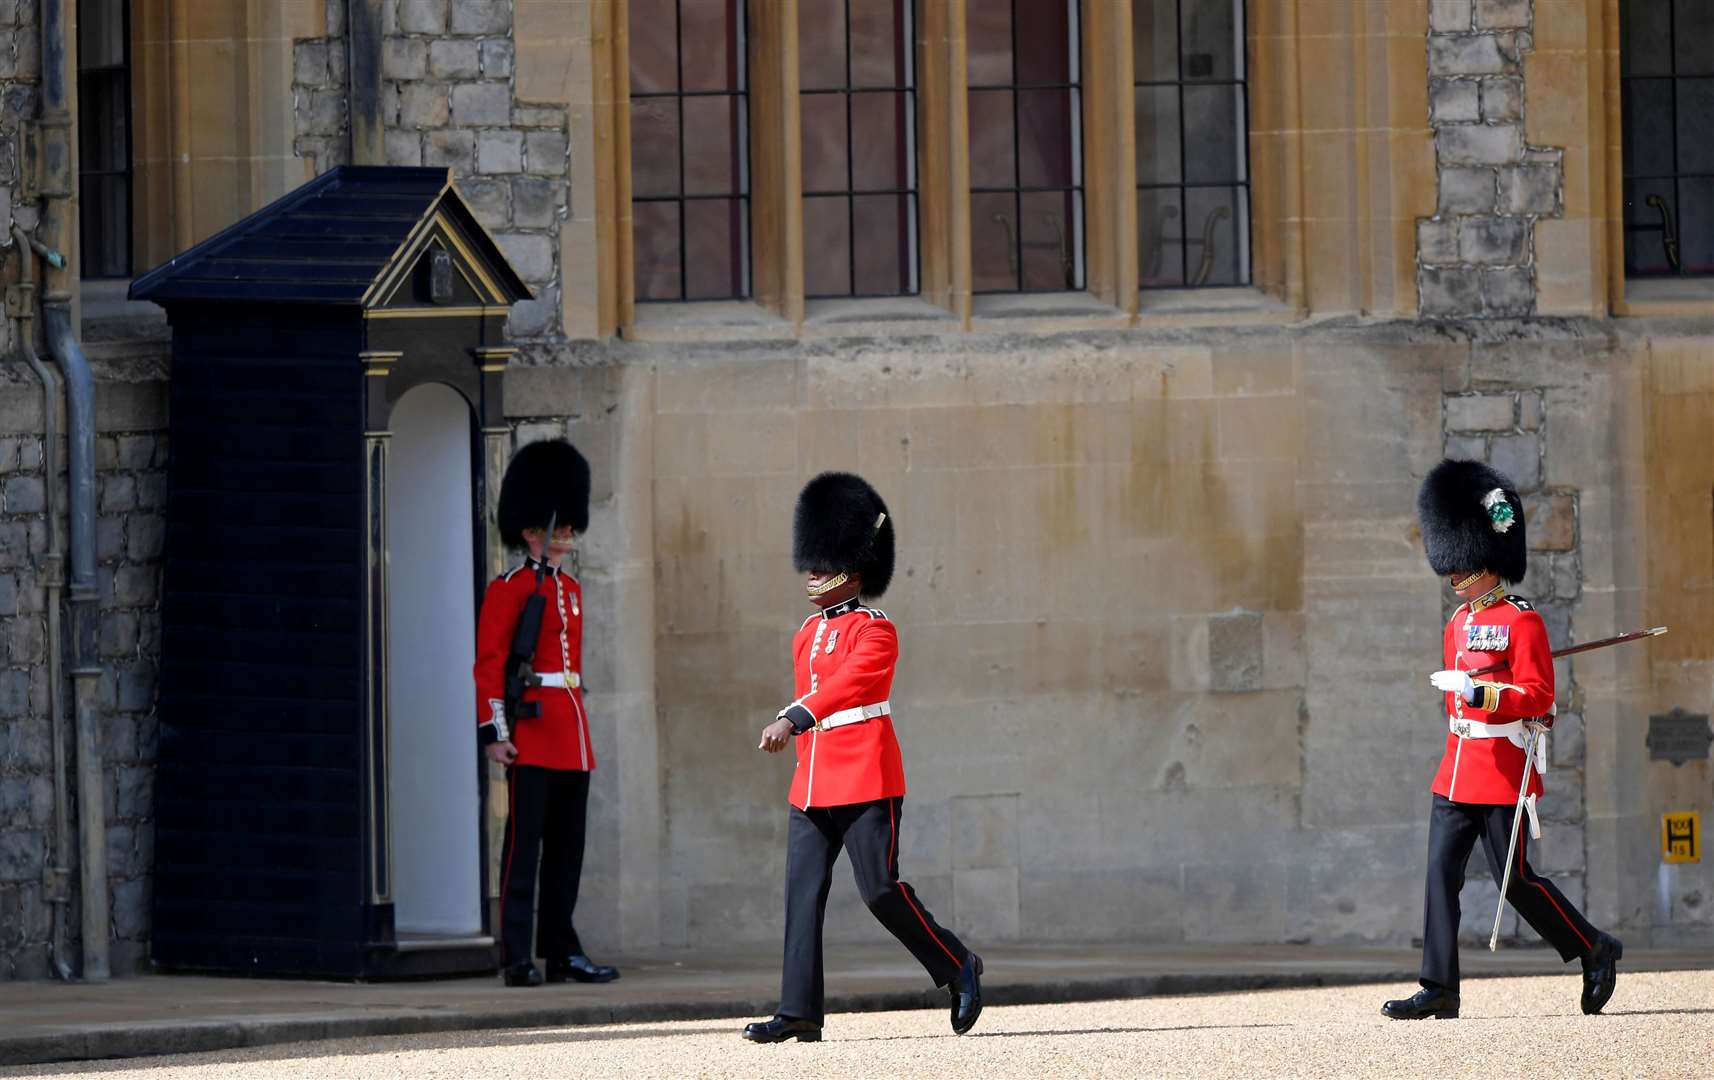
[363,305,510,320]
[361,185,513,309]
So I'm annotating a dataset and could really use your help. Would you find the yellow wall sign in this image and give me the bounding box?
[1663,812,1700,864]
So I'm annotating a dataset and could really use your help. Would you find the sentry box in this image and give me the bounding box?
[131,167,532,978]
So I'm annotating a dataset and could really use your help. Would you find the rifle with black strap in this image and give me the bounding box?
[502,512,556,730]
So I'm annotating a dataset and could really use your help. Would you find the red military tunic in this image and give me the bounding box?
[473,560,595,771]
[783,601,906,810]
[1431,589,1553,805]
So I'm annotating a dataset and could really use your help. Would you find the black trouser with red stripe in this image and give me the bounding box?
[499,765,590,967]
[1420,794,1599,992]
[779,797,969,1024]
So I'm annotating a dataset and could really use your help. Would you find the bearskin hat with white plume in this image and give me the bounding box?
[792,472,895,599]
[1416,458,1527,583]
[497,438,590,549]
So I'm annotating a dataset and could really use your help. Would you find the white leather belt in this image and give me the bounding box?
[537,671,581,689]
[1449,715,1551,804]
[817,700,890,731]
[1448,716,1523,739]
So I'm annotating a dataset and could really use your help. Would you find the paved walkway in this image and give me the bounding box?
[2,944,1710,1067]
[13,970,1709,1079]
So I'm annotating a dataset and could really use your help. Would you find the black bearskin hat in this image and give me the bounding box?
[792,472,895,599]
[497,438,590,549]
[1416,458,1527,583]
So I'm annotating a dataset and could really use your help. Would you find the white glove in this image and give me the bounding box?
[1430,669,1476,702]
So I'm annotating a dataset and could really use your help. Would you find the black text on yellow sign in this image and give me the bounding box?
[1662,812,1700,864]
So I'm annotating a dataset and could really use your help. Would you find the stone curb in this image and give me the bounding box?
[0,968,1415,1067]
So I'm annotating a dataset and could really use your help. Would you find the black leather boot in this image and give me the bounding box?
[502,961,543,988]
[545,954,620,983]
[1381,986,1460,1019]
[1581,933,1622,1015]
[950,952,984,1034]
[741,1016,822,1043]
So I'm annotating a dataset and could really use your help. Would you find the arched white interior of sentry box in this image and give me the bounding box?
[385,381,482,937]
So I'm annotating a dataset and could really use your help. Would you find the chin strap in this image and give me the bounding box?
[806,571,850,598]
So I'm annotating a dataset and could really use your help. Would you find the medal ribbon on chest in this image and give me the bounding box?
[1464,623,1510,653]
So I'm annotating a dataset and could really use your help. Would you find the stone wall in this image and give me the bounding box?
[511,318,1706,956]
[1443,382,1589,898]
[0,0,41,360]
[1419,0,1565,317]
[293,0,567,339]
[0,368,168,978]
[1630,331,1714,944]
[5,319,1706,981]
[0,0,1709,982]
[1440,346,1593,929]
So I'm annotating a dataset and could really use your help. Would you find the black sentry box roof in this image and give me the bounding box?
[129,166,531,307]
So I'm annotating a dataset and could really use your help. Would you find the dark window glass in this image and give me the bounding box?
[1135,0,1249,289]
[1623,0,1671,76]
[1622,0,1714,276]
[630,0,750,301]
[800,0,917,298]
[968,0,1084,293]
[1681,176,1714,271]
[78,0,132,280]
[1674,1,1714,76]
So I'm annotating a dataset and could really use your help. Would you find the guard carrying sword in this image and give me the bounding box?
[474,439,619,988]
[1382,459,1621,1020]
[742,473,983,1043]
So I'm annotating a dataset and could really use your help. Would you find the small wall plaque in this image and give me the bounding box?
[1646,708,1712,766]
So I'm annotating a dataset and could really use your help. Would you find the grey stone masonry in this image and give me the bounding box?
[291,10,351,172]
[0,6,44,361]
[291,0,570,340]
[1418,2,1565,318]
[1441,380,1584,881]
[0,421,167,979]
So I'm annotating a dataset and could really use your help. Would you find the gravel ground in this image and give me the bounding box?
[7,969,1711,1080]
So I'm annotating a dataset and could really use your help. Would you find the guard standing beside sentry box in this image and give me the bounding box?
[474,439,620,988]
[1382,459,1621,1021]
[744,472,984,1044]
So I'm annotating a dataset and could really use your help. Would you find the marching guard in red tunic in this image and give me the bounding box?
[474,439,619,988]
[743,473,983,1043]
[1383,459,1620,1020]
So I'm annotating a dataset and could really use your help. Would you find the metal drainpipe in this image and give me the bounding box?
[39,0,110,981]
[10,226,74,981]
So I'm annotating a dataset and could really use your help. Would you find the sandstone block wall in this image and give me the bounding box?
[496,319,1707,956]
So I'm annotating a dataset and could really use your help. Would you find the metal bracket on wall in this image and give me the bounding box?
[24,116,74,200]
[2,122,39,200]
